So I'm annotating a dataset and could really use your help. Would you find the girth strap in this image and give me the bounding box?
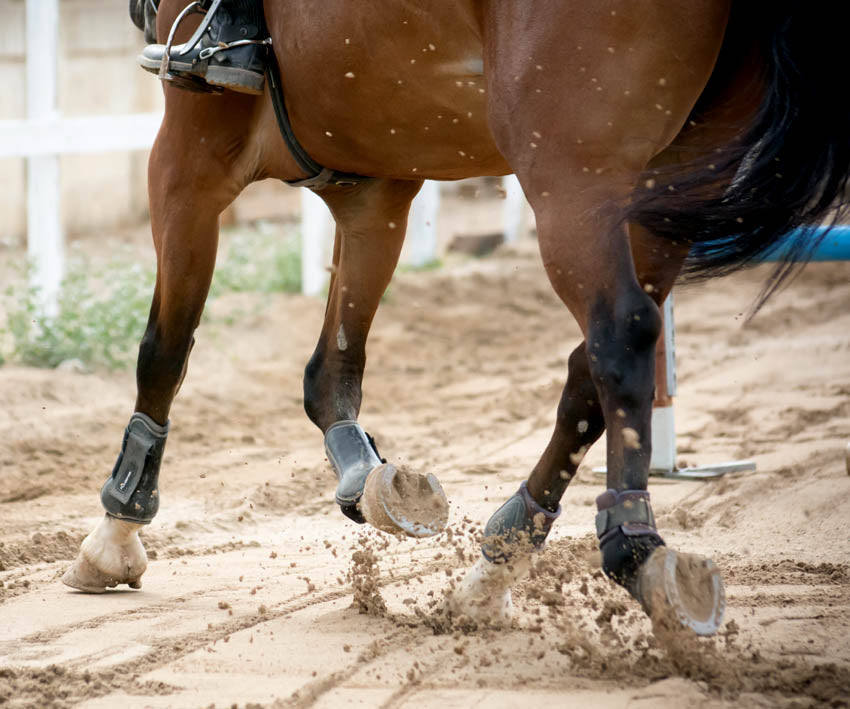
[265,55,369,190]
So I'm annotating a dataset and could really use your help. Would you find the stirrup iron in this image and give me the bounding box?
[158,0,224,91]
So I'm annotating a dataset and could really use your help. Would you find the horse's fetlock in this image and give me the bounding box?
[596,488,664,596]
[482,482,561,563]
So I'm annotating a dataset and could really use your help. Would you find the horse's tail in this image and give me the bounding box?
[129,0,146,33]
[626,3,850,307]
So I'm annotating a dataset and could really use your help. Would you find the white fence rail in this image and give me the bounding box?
[2,2,532,310]
[0,0,163,314]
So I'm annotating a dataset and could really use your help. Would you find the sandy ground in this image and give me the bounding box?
[1,218,849,708]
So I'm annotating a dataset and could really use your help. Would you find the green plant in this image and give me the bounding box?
[209,226,301,296]
[1,260,154,370]
[0,225,304,371]
[396,258,443,273]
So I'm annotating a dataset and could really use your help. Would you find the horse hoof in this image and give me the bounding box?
[62,515,148,593]
[447,555,527,625]
[636,546,725,636]
[360,463,448,537]
[62,554,111,593]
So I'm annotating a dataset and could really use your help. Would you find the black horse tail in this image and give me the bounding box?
[626,3,850,309]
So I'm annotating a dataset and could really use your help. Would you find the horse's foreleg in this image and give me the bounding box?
[302,179,448,537]
[65,136,231,592]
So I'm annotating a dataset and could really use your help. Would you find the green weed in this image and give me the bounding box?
[209,226,301,296]
[0,225,303,370]
[1,261,154,370]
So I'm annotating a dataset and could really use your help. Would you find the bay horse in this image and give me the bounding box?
[65,0,849,636]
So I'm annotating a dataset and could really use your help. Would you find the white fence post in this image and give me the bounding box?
[25,0,63,316]
[299,181,441,295]
[502,175,530,244]
[647,294,755,479]
[406,180,440,267]
[300,189,335,296]
[650,295,677,472]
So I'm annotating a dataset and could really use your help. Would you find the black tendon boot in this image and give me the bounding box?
[595,489,665,597]
[139,0,269,95]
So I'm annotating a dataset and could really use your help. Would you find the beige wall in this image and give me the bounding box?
[0,0,164,245]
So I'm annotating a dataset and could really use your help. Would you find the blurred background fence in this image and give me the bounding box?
[0,0,533,310]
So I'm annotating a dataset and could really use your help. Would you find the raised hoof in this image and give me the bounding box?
[359,463,448,538]
[62,515,148,593]
[636,546,725,636]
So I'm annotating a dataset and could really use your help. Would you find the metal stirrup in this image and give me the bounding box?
[198,37,271,61]
[159,1,204,80]
[177,0,224,56]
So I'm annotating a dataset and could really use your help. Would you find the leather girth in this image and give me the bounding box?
[265,53,370,191]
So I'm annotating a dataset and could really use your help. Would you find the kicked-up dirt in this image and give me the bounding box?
[1,226,849,708]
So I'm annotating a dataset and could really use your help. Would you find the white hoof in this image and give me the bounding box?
[448,554,532,625]
[63,515,147,593]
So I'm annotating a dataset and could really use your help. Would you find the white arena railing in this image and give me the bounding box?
[0,0,163,315]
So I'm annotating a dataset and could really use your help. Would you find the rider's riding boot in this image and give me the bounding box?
[139,0,268,95]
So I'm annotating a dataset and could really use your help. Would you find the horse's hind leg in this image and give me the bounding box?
[454,0,730,629]
[523,223,690,510]
[64,123,237,591]
[302,178,448,536]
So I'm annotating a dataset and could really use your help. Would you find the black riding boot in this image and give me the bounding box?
[139,0,268,95]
